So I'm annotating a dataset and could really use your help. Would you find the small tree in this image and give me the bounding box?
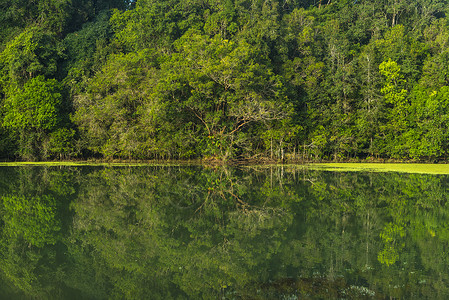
[379,59,408,131]
[3,76,63,160]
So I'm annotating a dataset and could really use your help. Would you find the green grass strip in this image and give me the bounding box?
[309,163,449,174]
[0,161,197,167]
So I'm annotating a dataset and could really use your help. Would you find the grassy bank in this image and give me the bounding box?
[309,163,449,175]
[0,160,202,167]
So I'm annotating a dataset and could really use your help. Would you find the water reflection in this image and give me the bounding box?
[0,166,448,299]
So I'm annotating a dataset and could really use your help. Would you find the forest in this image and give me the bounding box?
[1,0,449,161]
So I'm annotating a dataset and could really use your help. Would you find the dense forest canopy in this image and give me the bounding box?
[1,0,449,161]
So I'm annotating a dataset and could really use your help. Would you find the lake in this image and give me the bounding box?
[0,165,448,299]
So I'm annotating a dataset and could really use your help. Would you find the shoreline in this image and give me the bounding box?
[1,160,449,174]
[0,157,447,165]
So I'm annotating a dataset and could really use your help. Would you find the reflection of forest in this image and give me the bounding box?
[0,166,448,299]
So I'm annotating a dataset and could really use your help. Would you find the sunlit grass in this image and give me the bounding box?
[309,163,449,174]
[0,161,200,167]
[0,161,88,166]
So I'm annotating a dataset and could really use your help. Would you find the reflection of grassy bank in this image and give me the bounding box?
[309,163,449,174]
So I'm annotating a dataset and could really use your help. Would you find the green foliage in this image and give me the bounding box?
[2,76,65,160]
[4,0,449,160]
[0,27,60,85]
[49,128,77,158]
[62,10,113,84]
[379,59,408,129]
[154,31,294,159]
[73,50,160,158]
[405,85,449,159]
[3,76,63,131]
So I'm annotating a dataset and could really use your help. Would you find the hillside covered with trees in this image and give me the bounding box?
[1,0,449,161]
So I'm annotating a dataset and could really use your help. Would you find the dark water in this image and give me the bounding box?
[0,165,448,299]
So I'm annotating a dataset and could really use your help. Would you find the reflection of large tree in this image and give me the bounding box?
[67,166,297,298]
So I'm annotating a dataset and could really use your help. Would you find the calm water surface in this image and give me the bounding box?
[0,165,448,299]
